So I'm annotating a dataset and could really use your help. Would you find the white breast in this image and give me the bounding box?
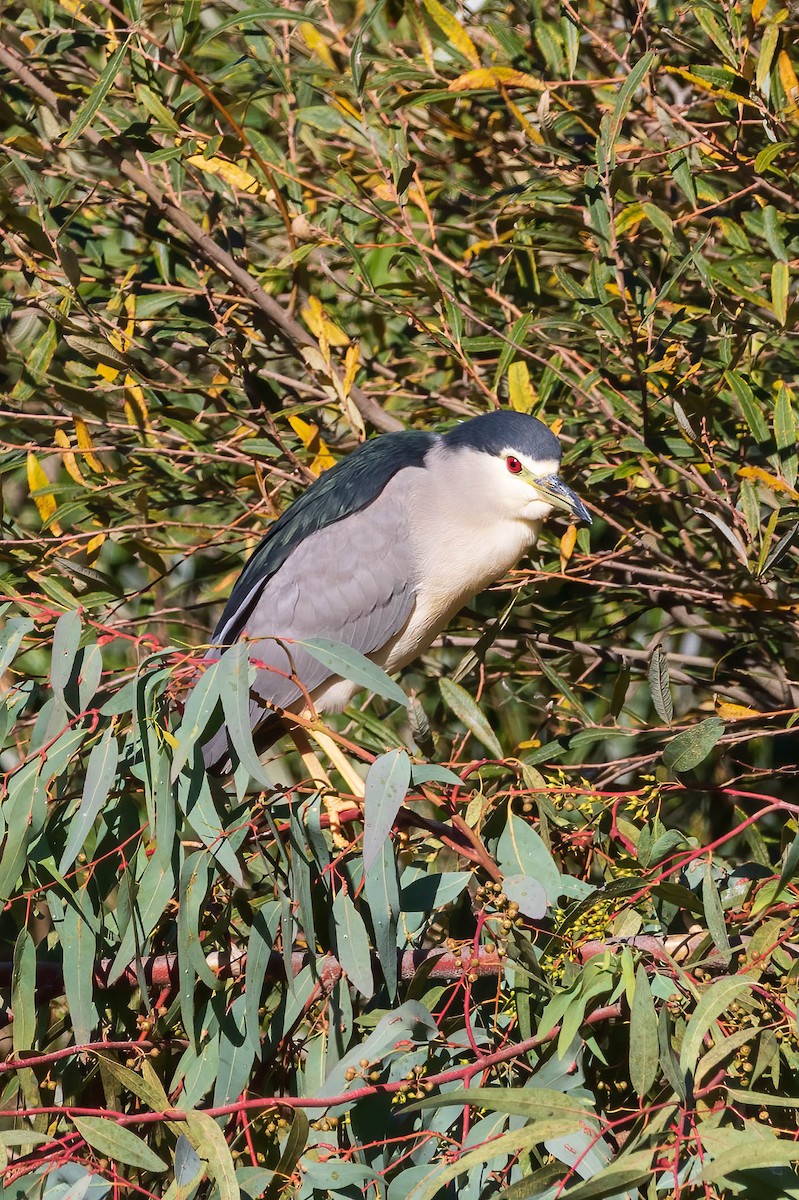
[378,444,545,673]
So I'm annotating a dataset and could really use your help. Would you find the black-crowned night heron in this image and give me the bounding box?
[202,411,590,782]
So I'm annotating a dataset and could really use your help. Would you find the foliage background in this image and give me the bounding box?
[1,0,799,1196]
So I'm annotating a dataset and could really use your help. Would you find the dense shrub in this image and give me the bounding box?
[1,1,799,1196]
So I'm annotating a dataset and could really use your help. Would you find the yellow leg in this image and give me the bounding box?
[309,728,366,798]
[289,727,363,846]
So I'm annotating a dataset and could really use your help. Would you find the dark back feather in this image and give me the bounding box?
[212,429,437,644]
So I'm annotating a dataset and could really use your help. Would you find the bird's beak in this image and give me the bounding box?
[532,475,592,524]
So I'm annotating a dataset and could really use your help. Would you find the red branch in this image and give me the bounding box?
[0,1004,623,1123]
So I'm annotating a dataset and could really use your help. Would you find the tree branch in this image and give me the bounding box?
[0,37,402,433]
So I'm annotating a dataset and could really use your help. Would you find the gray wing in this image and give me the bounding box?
[204,475,416,768]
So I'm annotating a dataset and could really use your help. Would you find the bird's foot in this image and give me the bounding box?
[323,789,362,849]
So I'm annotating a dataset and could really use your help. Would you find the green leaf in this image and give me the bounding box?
[771,260,789,325]
[725,370,769,442]
[298,637,407,706]
[679,976,754,1076]
[170,659,222,781]
[774,385,797,487]
[332,889,374,998]
[546,1149,655,1200]
[363,748,410,872]
[647,645,673,725]
[214,992,255,1107]
[414,1118,596,1200]
[629,965,658,1098]
[700,1131,799,1183]
[364,838,400,999]
[662,717,724,773]
[502,873,547,919]
[61,36,133,146]
[262,1110,309,1200]
[702,864,732,964]
[108,842,178,983]
[0,616,34,676]
[605,52,656,158]
[439,677,502,757]
[50,608,81,699]
[59,726,118,872]
[412,1086,592,1120]
[497,810,560,903]
[94,1052,170,1112]
[180,771,243,879]
[11,928,36,1054]
[177,851,219,1049]
[0,761,45,902]
[244,905,279,1057]
[217,642,272,785]
[184,1109,240,1199]
[72,1115,167,1172]
[61,888,99,1045]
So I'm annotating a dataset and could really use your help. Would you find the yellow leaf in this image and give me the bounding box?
[549,417,563,437]
[300,21,337,70]
[301,296,350,350]
[615,202,647,236]
[738,465,799,498]
[342,343,360,398]
[186,154,265,197]
[288,415,335,476]
[663,66,760,108]
[160,726,178,750]
[26,452,61,533]
[778,50,799,119]
[715,699,761,721]
[463,230,514,261]
[508,361,537,413]
[559,523,577,570]
[408,5,435,73]
[74,417,105,474]
[86,532,106,563]
[332,94,361,122]
[504,94,544,143]
[54,428,89,488]
[448,66,543,92]
[123,377,150,429]
[752,0,767,20]
[421,0,480,68]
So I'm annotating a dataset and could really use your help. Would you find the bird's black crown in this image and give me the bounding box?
[443,410,562,463]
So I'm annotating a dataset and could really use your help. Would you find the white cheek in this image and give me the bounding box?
[522,497,555,522]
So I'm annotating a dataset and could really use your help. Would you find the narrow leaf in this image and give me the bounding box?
[11,929,36,1054]
[702,864,732,964]
[771,260,789,325]
[363,748,410,872]
[61,36,132,146]
[62,888,99,1045]
[647,646,673,725]
[332,890,374,998]
[679,976,753,1076]
[629,966,658,1098]
[662,718,724,773]
[421,0,480,66]
[725,370,769,442]
[184,1110,240,1200]
[298,637,406,706]
[72,1116,167,1172]
[51,608,82,696]
[59,727,118,872]
[439,677,502,757]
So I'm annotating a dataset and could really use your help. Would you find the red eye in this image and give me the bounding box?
[506,455,522,475]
